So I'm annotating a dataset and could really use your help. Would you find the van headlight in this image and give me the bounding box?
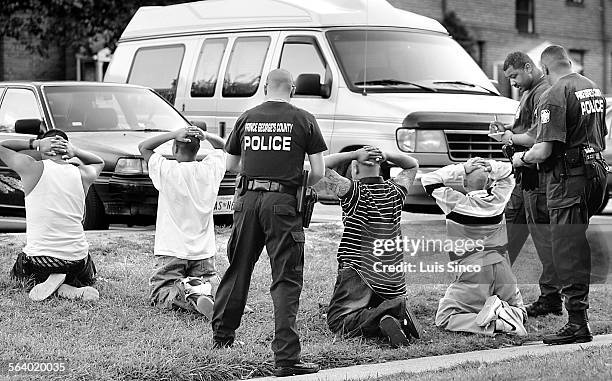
[396,129,446,153]
[115,158,148,175]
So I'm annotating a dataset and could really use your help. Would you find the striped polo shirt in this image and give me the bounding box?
[338,176,407,299]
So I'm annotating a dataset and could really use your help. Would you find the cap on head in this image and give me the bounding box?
[464,167,488,192]
[41,129,68,141]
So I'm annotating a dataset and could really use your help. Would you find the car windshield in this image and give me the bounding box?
[326,29,498,95]
[43,85,190,132]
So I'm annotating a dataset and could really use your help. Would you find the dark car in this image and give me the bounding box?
[0,82,235,229]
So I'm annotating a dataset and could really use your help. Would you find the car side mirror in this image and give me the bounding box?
[189,120,207,131]
[15,119,43,136]
[295,73,328,98]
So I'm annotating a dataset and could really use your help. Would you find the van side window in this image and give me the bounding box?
[128,45,185,103]
[0,88,41,133]
[191,38,228,98]
[280,37,327,90]
[222,36,270,98]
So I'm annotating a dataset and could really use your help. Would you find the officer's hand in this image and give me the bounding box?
[501,130,513,145]
[489,121,509,133]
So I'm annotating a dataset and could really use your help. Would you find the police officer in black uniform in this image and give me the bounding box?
[212,69,327,376]
[492,52,562,317]
[513,45,607,344]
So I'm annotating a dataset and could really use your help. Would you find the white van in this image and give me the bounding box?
[104,0,518,207]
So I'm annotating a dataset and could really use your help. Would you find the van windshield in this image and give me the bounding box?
[43,85,190,132]
[326,29,498,95]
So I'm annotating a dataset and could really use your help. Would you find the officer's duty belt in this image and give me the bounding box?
[246,179,297,195]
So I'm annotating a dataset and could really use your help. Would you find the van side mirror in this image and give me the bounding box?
[295,73,331,98]
[189,120,208,131]
[15,119,43,136]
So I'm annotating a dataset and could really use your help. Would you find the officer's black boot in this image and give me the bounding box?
[543,310,592,345]
[525,297,563,317]
[273,362,319,377]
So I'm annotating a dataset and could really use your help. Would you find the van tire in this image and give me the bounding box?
[83,187,109,230]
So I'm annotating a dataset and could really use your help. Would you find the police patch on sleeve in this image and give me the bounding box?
[540,109,550,124]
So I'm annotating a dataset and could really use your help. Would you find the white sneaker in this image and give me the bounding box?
[182,277,212,298]
[476,295,502,327]
[496,308,528,336]
[57,284,100,301]
[29,273,66,301]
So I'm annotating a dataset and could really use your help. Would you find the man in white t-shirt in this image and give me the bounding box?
[138,125,226,319]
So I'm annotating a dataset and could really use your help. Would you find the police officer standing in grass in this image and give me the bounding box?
[491,52,562,318]
[211,69,326,377]
[513,45,607,344]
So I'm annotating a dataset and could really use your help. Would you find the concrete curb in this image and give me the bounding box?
[253,334,612,381]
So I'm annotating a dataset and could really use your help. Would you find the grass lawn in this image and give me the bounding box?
[370,344,612,381]
[0,221,611,380]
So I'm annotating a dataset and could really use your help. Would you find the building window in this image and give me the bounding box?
[569,49,585,75]
[516,0,535,34]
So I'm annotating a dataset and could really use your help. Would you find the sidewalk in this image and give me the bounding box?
[254,334,612,381]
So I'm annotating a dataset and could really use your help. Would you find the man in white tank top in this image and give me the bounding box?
[139,125,226,319]
[1,129,104,301]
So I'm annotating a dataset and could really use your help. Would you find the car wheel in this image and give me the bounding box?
[83,187,109,230]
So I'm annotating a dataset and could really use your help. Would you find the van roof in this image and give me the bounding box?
[119,0,447,41]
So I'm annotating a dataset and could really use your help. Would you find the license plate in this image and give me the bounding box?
[213,195,234,215]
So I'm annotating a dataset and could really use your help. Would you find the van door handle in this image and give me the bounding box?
[181,103,185,112]
[219,121,226,138]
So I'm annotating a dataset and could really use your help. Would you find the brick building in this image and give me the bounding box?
[389,0,612,96]
[1,0,610,96]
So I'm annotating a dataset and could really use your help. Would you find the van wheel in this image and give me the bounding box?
[83,188,109,230]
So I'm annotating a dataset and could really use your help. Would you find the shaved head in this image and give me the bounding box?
[541,45,572,71]
[464,168,488,192]
[265,69,294,98]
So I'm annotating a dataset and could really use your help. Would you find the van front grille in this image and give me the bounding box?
[445,132,506,161]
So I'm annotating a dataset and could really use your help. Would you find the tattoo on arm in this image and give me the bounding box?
[324,168,351,197]
[394,168,417,190]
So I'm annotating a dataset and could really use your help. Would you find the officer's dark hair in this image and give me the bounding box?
[541,45,571,68]
[502,52,534,71]
[175,138,200,156]
[41,129,69,141]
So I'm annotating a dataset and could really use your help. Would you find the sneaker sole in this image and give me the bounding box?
[543,335,593,345]
[195,295,214,320]
[476,296,501,326]
[380,316,410,347]
[403,305,423,340]
[29,273,66,301]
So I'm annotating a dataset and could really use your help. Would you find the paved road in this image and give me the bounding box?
[2,201,612,233]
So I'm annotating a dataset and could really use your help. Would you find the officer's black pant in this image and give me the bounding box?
[212,191,305,366]
[544,162,607,318]
[506,183,562,304]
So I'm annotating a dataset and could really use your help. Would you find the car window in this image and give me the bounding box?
[44,86,189,132]
[280,39,327,87]
[191,38,228,98]
[127,45,185,104]
[222,36,270,98]
[0,88,42,133]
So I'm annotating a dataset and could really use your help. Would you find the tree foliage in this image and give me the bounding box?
[0,0,186,56]
[441,11,476,57]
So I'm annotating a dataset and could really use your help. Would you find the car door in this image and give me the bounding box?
[273,32,337,152]
[180,36,229,137]
[0,86,44,217]
[215,32,279,139]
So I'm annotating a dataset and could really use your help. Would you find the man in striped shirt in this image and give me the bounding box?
[422,158,527,336]
[322,146,421,347]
